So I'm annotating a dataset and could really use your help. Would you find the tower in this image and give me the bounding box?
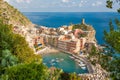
[82,18,85,24]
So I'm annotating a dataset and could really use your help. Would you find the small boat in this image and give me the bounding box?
[56,60,60,63]
[75,59,80,63]
[56,58,59,60]
[81,66,86,70]
[79,63,86,67]
[51,59,55,62]
[80,61,84,64]
[78,61,86,70]
[69,56,74,59]
[51,63,55,66]
[60,58,64,61]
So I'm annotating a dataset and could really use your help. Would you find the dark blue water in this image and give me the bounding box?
[42,52,88,74]
[23,12,120,44]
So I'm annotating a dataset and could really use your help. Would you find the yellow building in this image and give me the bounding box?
[68,25,73,31]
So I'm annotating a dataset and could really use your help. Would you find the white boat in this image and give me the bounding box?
[51,63,55,66]
[75,59,80,63]
[79,63,86,67]
[80,61,84,64]
[56,58,59,60]
[60,58,64,61]
[69,56,74,59]
[78,61,86,70]
[51,59,55,62]
[56,60,60,63]
[81,66,86,70]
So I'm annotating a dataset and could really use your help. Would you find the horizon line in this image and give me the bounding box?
[22,11,117,13]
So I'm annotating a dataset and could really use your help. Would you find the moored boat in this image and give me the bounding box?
[69,56,74,59]
[81,66,86,70]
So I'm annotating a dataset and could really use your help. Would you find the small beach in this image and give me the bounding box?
[36,47,60,54]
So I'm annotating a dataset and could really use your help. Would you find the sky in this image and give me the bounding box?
[4,0,119,12]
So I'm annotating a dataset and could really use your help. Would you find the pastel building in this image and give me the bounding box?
[57,38,86,54]
[41,35,59,48]
[66,40,77,53]
[74,29,84,38]
[58,40,68,51]
[80,38,86,50]
[68,25,73,31]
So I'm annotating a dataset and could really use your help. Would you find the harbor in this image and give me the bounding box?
[42,52,89,74]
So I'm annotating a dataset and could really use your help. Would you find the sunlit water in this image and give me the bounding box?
[42,52,88,74]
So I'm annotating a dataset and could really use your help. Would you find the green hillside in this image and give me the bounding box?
[0,0,33,27]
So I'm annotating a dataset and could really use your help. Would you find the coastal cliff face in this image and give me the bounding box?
[0,0,33,27]
[72,19,96,43]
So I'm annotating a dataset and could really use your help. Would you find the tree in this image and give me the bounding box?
[0,20,41,63]
[11,34,41,63]
[0,49,18,67]
[103,19,120,79]
[0,49,18,77]
[60,72,81,80]
[104,19,120,53]
[106,0,120,13]
[49,68,63,80]
[104,3,120,79]
[108,57,120,80]
[5,62,49,80]
[69,73,81,80]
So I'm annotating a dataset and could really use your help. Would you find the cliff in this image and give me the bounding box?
[0,0,33,27]
[72,19,96,43]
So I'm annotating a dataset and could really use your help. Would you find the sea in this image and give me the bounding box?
[23,12,120,45]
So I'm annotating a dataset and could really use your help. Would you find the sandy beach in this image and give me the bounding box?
[36,47,60,54]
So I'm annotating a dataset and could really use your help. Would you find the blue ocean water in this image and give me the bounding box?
[23,12,120,44]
